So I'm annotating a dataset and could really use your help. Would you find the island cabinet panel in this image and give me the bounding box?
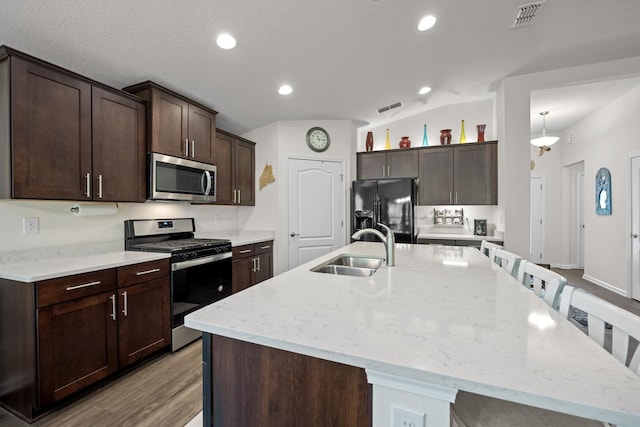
[209,334,372,427]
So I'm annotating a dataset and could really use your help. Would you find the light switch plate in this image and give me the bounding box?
[392,405,425,427]
[23,217,39,235]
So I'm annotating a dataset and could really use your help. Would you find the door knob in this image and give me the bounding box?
[632,233,639,238]
[290,232,300,237]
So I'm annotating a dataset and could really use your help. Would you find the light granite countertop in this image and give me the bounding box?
[185,241,640,425]
[0,251,170,283]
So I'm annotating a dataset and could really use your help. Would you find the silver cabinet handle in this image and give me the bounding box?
[85,172,91,198]
[185,138,189,157]
[98,174,103,199]
[232,189,237,204]
[237,190,241,204]
[66,280,101,291]
[110,294,116,321]
[387,165,390,177]
[455,192,458,204]
[260,245,271,250]
[191,140,195,158]
[382,165,385,177]
[449,192,452,204]
[257,256,261,272]
[136,268,160,276]
[251,257,256,272]
[122,290,128,317]
[238,249,252,254]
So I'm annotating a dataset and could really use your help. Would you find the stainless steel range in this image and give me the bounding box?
[124,218,232,351]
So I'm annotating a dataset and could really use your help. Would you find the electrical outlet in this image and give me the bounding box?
[23,217,39,235]
[392,406,425,427]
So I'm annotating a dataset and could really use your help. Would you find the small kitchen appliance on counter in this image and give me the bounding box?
[125,218,232,351]
[474,219,487,236]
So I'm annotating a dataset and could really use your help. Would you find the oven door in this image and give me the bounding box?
[150,153,217,202]
[171,252,232,329]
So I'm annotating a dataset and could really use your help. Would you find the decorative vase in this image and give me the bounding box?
[365,131,374,151]
[399,136,411,149]
[422,124,428,146]
[476,124,486,142]
[440,129,452,145]
[459,119,466,143]
[385,129,391,150]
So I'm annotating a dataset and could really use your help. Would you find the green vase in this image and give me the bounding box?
[422,124,428,146]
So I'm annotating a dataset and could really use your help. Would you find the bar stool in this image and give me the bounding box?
[491,248,521,278]
[516,260,567,310]
[479,240,501,258]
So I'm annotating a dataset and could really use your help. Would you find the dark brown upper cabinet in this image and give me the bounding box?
[214,129,255,206]
[0,46,146,202]
[418,141,497,205]
[357,149,419,180]
[123,81,217,164]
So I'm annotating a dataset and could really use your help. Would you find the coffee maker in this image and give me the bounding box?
[474,219,487,236]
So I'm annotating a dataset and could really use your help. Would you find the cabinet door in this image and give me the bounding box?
[189,104,215,163]
[213,131,234,204]
[254,252,273,285]
[92,87,146,202]
[454,143,497,205]
[357,152,386,180]
[117,277,170,368]
[234,140,255,206]
[387,150,418,178]
[418,148,454,205]
[150,88,188,158]
[37,291,118,406]
[232,257,253,294]
[11,57,92,200]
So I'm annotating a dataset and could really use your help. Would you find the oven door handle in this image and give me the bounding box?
[172,252,232,271]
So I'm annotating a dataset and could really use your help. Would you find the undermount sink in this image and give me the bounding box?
[310,254,385,277]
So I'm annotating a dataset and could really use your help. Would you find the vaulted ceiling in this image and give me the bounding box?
[2,0,640,136]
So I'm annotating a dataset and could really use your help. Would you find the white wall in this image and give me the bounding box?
[242,120,357,275]
[359,99,496,152]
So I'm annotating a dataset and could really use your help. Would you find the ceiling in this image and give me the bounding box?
[2,0,640,136]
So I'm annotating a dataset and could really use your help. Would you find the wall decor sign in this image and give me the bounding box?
[595,167,611,215]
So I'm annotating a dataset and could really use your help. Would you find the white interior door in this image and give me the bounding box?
[577,172,585,268]
[288,158,344,269]
[631,156,640,301]
[530,177,544,262]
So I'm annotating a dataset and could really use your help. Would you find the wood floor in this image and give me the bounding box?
[553,268,640,316]
[0,340,202,427]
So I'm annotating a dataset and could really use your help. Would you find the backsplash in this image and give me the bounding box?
[416,205,500,236]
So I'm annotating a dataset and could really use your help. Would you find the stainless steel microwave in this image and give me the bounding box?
[149,153,216,202]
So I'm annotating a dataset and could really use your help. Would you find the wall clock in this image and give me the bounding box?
[306,127,330,152]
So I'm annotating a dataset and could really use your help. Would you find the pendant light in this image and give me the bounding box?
[530,111,559,147]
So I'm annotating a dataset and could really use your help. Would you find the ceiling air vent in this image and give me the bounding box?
[512,0,547,28]
[377,101,403,114]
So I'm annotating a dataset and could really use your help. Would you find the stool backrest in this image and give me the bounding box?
[492,248,521,278]
[516,261,567,309]
[480,240,501,258]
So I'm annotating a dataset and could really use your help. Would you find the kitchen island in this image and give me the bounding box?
[185,242,640,426]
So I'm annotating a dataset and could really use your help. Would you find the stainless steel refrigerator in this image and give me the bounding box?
[352,179,416,243]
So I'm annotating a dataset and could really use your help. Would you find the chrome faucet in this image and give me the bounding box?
[351,223,395,266]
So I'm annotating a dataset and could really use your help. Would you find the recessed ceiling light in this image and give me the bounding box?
[418,15,436,31]
[278,84,293,95]
[419,86,432,95]
[216,33,237,50]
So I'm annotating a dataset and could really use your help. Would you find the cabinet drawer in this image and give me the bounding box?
[37,269,116,308]
[254,241,274,255]
[117,259,170,288]
[232,244,254,259]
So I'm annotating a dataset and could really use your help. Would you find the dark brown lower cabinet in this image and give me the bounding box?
[37,291,119,407]
[231,240,273,294]
[0,259,170,422]
[205,334,372,427]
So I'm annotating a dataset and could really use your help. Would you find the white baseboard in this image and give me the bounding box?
[582,274,628,297]
[550,264,578,269]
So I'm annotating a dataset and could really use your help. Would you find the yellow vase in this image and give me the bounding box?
[385,129,391,150]
[459,120,466,143]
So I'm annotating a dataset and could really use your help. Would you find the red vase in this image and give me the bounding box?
[440,129,452,145]
[476,124,486,142]
[365,131,374,152]
[399,136,411,149]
